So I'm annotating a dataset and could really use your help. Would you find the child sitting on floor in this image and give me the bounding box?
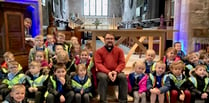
[147,61,171,103]
[128,61,148,103]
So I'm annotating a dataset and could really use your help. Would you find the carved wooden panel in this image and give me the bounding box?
[4,11,25,54]
[0,36,3,53]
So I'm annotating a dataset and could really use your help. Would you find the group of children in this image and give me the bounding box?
[127,42,209,103]
[1,32,209,103]
[0,33,94,103]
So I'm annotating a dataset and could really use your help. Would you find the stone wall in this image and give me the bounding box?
[190,0,209,27]
[189,0,209,51]
[174,0,209,53]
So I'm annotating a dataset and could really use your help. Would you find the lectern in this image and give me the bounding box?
[0,2,29,70]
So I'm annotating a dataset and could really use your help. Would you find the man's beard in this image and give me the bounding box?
[105,43,114,52]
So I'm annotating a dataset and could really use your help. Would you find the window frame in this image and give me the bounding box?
[83,0,108,16]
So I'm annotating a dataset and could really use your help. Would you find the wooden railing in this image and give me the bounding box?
[80,29,177,65]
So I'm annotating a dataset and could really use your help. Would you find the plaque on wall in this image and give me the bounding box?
[193,27,209,37]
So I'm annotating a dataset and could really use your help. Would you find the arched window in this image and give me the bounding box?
[84,0,108,16]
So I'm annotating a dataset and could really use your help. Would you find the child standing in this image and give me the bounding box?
[169,60,191,103]
[163,47,180,71]
[46,63,74,103]
[147,61,171,103]
[25,61,48,103]
[174,42,185,60]
[2,84,26,103]
[187,65,209,103]
[0,61,25,99]
[127,61,148,103]
[144,49,156,74]
[0,52,22,80]
[72,64,92,103]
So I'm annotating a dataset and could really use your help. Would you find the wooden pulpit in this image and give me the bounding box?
[0,2,29,70]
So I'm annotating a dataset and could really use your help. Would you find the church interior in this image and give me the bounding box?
[0,0,209,103]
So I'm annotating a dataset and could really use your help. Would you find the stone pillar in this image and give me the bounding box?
[174,0,209,53]
[122,0,137,22]
[173,0,191,53]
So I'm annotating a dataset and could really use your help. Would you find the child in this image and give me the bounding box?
[127,61,148,103]
[28,35,50,63]
[46,63,74,103]
[75,49,94,74]
[185,52,202,77]
[163,47,180,71]
[187,65,209,103]
[72,64,92,103]
[45,34,55,55]
[24,18,32,37]
[34,51,49,74]
[169,60,191,103]
[48,43,65,69]
[84,40,93,57]
[144,49,156,74]
[201,53,209,72]
[2,84,26,103]
[174,42,185,60]
[25,61,48,103]
[147,61,171,103]
[70,36,79,45]
[75,49,97,96]
[56,32,72,57]
[0,52,22,80]
[0,61,25,99]
[71,43,81,60]
[52,50,76,76]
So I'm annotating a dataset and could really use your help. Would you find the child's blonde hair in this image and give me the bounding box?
[190,64,208,76]
[169,60,185,70]
[132,61,146,72]
[155,60,166,68]
[11,84,25,92]
[57,32,65,38]
[146,49,156,55]
[198,49,206,58]
[29,61,41,68]
[35,35,44,41]
[46,34,54,37]
[80,49,89,56]
[166,47,177,55]
[76,64,87,73]
[7,61,19,67]
[186,52,199,61]
[3,51,14,59]
[57,51,69,63]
